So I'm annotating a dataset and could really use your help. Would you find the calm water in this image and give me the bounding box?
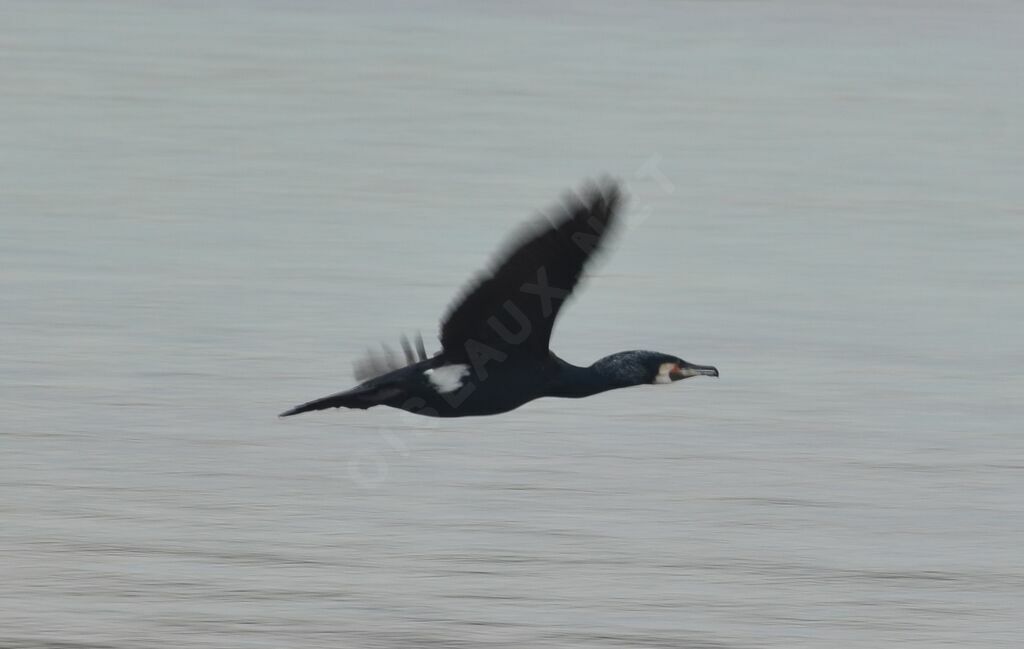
[3,1,1023,647]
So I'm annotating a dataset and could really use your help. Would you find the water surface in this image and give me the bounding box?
[2,1,1022,647]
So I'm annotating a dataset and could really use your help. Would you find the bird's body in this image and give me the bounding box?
[328,356,546,418]
[281,180,718,419]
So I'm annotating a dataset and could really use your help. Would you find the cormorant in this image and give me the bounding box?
[280,180,718,418]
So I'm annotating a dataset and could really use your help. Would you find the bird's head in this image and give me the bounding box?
[591,350,719,387]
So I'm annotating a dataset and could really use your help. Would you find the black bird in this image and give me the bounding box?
[280,180,718,418]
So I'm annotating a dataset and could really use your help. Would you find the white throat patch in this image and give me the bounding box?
[654,362,675,384]
[425,364,471,394]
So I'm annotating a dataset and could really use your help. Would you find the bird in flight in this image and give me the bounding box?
[280,180,718,419]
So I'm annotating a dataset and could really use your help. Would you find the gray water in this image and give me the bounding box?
[3,1,1023,647]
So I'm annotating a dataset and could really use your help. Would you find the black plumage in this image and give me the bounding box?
[440,182,618,359]
[280,180,717,419]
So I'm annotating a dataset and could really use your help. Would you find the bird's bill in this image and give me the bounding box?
[670,362,719,381]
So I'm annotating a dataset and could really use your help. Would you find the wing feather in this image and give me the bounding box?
[353,333,433,382]
[439,180,622,359]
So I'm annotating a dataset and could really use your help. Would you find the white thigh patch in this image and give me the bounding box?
[424,364,471,394]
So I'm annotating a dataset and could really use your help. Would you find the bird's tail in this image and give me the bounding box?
[279,384,397,417]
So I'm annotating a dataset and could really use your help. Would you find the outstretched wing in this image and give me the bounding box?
[352,333,432,382]
[440,180,622,360]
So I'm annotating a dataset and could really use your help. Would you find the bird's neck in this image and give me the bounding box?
[547,354,640,399]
